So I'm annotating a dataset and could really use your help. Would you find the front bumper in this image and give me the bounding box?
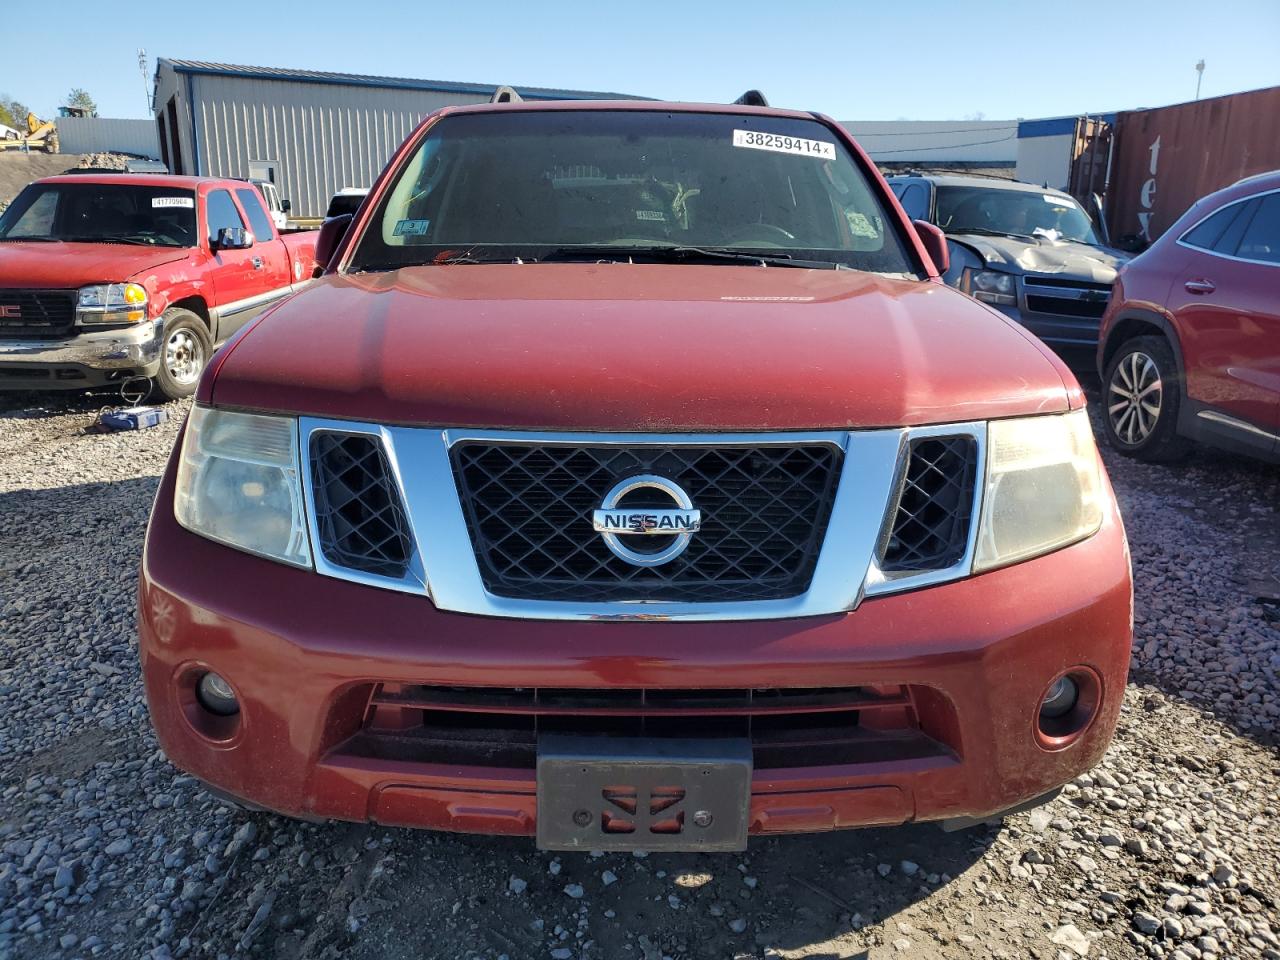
[139,452,1133,841]
[0,321,162,390]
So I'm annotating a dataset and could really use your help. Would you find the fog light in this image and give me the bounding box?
[196,672,239,716]
[1040,675,1078,718]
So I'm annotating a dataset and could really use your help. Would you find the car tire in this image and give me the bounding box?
[152,308,212,401]
[1101,335,1191,462]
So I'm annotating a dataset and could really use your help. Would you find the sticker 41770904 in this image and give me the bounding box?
[732,129,835,160]
[152,197,194,208]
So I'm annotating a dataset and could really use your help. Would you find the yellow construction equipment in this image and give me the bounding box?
[0,113,59,153]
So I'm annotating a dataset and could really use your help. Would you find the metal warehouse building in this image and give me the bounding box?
[151,58,645,218]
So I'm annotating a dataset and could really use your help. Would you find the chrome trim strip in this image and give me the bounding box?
[1174,186,1280,268]
[861,421,987,598]
[1196,409,1280,444]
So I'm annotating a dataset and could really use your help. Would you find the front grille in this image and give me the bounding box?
[339,683,951,771]
[1022,278,1112,320]
[310,432,413,578]
[0,289,77,337]
[880,436,977,573]
[451,442,843,602]
[1025,295,1108,319]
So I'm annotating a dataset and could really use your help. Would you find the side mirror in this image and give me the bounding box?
[214,226,252,251]
[913,219,950,275]
[281,198,292,213]
[314,213,353,277]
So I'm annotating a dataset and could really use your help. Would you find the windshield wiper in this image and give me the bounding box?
[0,235,59,242]
[62,235,156,246]
[539,245,842,269]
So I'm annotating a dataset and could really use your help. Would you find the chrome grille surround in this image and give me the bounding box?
[297,419,987,620]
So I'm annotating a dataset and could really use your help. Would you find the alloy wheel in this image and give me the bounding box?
[165,329,205,386]
[1108,350,1163,445]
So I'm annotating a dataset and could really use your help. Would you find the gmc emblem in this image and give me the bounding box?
[0,305,20,319]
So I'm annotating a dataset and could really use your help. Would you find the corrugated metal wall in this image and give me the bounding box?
[188,75,491,217]
[56,117,160,158]
[1107,85,1280,242]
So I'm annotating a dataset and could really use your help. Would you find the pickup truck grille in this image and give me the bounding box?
[880,436,977,572]
[1022,277,1112,320]
[0,289,77,337]
[451,442,842,602]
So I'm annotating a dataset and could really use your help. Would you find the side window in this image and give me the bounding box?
[1232,193,1280,264]
[206,189,246,247]
[1180,201,1245,252]
[235,188,275,241]
[898,183,929,221]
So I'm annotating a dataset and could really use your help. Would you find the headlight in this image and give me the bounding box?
[174,407,312,567]
[77,283,148,324]
[966,269,1016,305]
[974,409,1103,572]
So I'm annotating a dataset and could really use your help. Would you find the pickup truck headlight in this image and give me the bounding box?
[966,269,1016,305]
[974,409,1103,572]
[174,407,312,568]
[77,283,148,324]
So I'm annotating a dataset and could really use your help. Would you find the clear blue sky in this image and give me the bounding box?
[6,0,1279,121]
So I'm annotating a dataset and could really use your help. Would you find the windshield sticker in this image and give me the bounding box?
[152,197,194,209]
[845,212,880,238]
[393,218,430,237]
[635,210,666,222]
[732,129,835,160]
[1044,194,1077,207]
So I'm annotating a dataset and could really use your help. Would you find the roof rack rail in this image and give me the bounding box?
[733,90,769,107]
[491,85,522,104]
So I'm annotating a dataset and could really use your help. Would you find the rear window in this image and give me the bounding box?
[349,111,918,276]
[0,182,197,247]
[235,187,276,240]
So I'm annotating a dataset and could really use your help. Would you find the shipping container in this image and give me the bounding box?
[1106,85,1280,244]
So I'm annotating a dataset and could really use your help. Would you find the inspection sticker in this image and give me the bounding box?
[393,218,431,237]
[152,197,194,208]
[732,129,835,160]
[1043,194,1078,207]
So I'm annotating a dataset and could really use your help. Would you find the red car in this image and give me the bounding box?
[0,175,316,399]
[1098,171,1280,462]
[138,99,1131,850]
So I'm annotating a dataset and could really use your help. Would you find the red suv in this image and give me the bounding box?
[1098,171,1280,462]
[139,99,1131,850]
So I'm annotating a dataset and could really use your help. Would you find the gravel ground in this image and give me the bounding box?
[1,388,1277,960]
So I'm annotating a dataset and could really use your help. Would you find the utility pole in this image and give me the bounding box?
[138,48,151,116]
[1195,59,1205,101]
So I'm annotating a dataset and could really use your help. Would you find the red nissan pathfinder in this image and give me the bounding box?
[138,99,1132,850]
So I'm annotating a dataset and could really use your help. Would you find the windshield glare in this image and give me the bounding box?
[0,183,197,247]
[935,185,1100,245]
[350,111,919,275]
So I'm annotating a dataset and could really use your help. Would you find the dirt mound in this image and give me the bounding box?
[0,153,91,210]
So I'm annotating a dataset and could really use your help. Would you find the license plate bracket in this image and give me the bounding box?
[536,735,752,852]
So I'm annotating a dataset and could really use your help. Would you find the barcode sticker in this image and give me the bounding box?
[732,129,835,160]
[152,197,194,208]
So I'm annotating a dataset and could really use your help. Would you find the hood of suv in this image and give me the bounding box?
[950,232,1128,282]
[208,263,1075,430]
[0,240,190,288]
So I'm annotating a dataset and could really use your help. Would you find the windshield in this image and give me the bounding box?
[349,111,919,275]
[0,182,197,247]
[934,185,1100,245]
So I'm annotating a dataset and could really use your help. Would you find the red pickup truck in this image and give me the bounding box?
[139,100,1131,850]
[0,174,316,398]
